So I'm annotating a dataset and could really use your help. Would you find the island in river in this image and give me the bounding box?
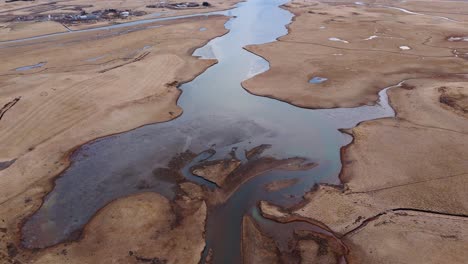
[1,0,468,263]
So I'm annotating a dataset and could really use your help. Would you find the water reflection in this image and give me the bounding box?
[22,0,395,262]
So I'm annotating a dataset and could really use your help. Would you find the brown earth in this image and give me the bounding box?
[0,21,68,41]
[0,0,239,40]
[294,230,347,264]
[260,78,468,263]
[243,0,468,108]
[0,15,228,263]
[264,178,299,192]
[184,143,317,205]
[30,192,208,264]
[191,158,241,186]
[386,0,468,22]
[346,211,468,264]
[242,207,348,264]
[206,148,317,205]
[241,215,347,264]
[2,0,468,263]
[241,216,281,264]
[249,2,468,260]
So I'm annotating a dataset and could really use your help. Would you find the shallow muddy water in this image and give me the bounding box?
[22,0,395,262]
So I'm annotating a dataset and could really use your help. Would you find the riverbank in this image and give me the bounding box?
[260,76,468,263]
[250,0,468,262]
[2,0,467,263]
[0,15,228,263]
[243,0,468,108]
[31,191,208,264]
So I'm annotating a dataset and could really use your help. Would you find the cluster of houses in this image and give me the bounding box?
[13,9,145,23]
[146,1,211,9]
[74,9,136,20]
[7,1,212,24]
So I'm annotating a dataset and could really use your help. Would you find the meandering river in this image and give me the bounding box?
[22,0,395,262]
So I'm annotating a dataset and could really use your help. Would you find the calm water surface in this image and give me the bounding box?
[22,0,395,262]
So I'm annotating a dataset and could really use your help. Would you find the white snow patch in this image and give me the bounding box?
[364,35,378,40]
[448,36,468,42]
[329,37,349,43]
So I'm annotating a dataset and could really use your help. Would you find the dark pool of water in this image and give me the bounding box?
[0,159,16,171]
[21,0,395,262]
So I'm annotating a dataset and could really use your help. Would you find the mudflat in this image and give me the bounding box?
[0,15,228,263]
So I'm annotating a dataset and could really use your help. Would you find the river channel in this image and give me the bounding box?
[21,0,395,262]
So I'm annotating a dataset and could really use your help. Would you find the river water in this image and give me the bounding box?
[22,0,395,262]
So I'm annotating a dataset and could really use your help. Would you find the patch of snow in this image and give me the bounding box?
[329,37,349,43]
[364,35,378,40]
[448,36,468,42]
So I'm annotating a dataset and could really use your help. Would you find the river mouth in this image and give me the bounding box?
[21,0,395,262]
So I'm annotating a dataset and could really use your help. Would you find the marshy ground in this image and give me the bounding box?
[1,0,467,263]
